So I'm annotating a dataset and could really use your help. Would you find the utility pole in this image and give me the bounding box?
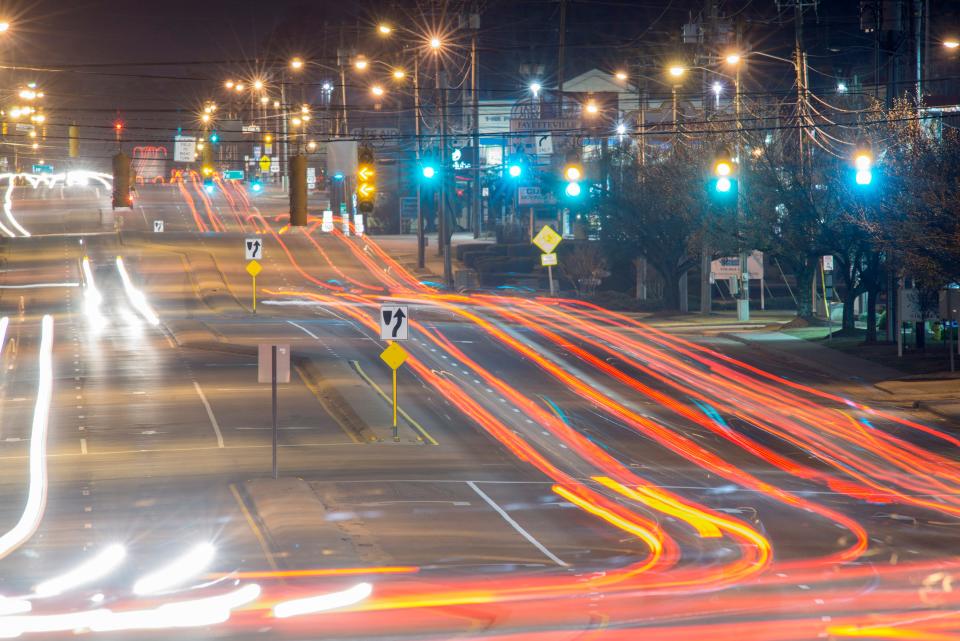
[414,55,425,269]
[470,10,481,239]
[557,0,566,114]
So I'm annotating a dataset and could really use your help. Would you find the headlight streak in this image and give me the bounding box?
[0,171,114,238]
[132,543,215,595]
[272,582,373,618]
[80,256,107,332]
[0,315,53,562]
[0,599,29,617]
[0,584,260,638]
[115,256,159,326]
[33,544,126,598]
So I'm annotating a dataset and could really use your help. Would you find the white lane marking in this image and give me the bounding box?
[287,320,319,339]
[80,439,87,455]
[466,481,568,567]
[192,381,224,448]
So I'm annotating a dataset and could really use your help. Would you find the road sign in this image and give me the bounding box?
[321,210,334,233]
[258,344,290,383]
[245,238,263,260]
[246,260,262,278]
[32,164,53,174]
[380,342,408,370]
[222,170,244,180]
[153,220,164,233]
[174,135,196,163]
[307,167,316,188]
[532,225,562,254]
[541,252,557,267]
[380,305,409,341]
[822,255,834,272]
[259,155,271,172]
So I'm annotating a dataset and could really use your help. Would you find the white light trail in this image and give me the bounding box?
[272,582,373,619]
[0,315,54,562]
[80,257,106,331]
[33,544,126,598]
[0,317,8,356]
[0,599,30,617]
[0,584,260,638]
[133,543,215,595]
[0,171,114,238]
[115,256,159,326]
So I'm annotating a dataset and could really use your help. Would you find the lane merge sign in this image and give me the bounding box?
[153,220,164,233]
[245,237,263,260]
[380,305,409,340]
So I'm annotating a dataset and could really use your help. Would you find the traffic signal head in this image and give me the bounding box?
[203,178,215,194]
[854,150,873,185]
[565,182,582,197]
[564,165,582,181]
[357,146,376,213]
[250,180,263,193]
[422,164,436,179]
[209,131,220,144]
[710,148,737,196]
[508,163,522,178]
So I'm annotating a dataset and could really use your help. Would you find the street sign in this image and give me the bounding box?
[223,170,244,181]
[258,344,291,384]
[380,305,409,341]
[246,260,262,278]
[518,186,556,206]
[532,225,562,254]
[822,255,834,272]
[259,155,270,172]
[307,167,316,188]
[380,342,409,370]
[270,157,280,174]
[321,210,334,233]
[541,252,558,267]
[245,238,263,260]
[153,220,164,233]
[32,164,53,174]
[174,135,196,163]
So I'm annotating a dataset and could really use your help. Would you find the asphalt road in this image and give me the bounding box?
[0,176,957,640]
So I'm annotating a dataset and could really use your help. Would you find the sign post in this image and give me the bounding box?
[380,305,410,441]
[532,225,562,296]
[258,344,290,479]
[245,237,263,313]
[822,255,834,341]
[380,342,409,442]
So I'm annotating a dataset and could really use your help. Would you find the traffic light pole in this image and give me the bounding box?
[414,55,425,269]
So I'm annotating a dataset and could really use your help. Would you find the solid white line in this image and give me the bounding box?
[192,381,224,448]
[286,320,319,339]
[466,481,568,567]
[0,283,80,289]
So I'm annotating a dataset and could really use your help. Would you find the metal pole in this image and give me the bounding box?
[392,368,399,442]
[736,66,749,322]
[271,345,278,480]
[281,77,289,192]
[438,65,453,288]
[435,58,444,258]
[548,265,555,296]
[414,55,425,269]
[471,26,481,239]
[340,64,349,136]
[557,0,566,114]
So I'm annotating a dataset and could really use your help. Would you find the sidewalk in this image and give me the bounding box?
[727,330,960,424]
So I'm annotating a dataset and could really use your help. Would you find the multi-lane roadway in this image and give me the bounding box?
[0,173,956,640]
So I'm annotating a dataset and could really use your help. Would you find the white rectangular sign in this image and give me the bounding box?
[380,305,409,341]
[541,252,557,267]
[245,237,263,260]
[153,220,164,233]
[257,344,291,384]
[307,167,316,188]
[353,214,364,237]
[173,135,196,163]
[321,210,334,233]
[711,251,764,280]
[822,255,834,272]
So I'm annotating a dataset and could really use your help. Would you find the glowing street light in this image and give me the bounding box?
[392,68,406,80]
[712,82,723,96]
[529,82,542,97]
[307,140,317,151]
[290,57,304,70]
[725,53,741,65]
[837,82,848,93]
[354,57,369,71]
[235,83,245,92]
[0,22,10,32]
[429,37,442,50]
[260,95,269,105]
[615,70,628,81]
[378,24,392,35]
[668,65,685,78]
[944,39,960,49]
[615,123,627,135]
[201,113,211,123]
[371,85,385,97]
[253,79,264,90]
[584,100,599,115]
[224,80,234,89]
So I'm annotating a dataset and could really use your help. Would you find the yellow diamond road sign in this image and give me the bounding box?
[380,342,408,370]
[532,225,562,254]
[246,260,262,277]
[259,155,271,172]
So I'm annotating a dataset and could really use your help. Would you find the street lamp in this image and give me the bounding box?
[0,22,9,32]
[224,80,234,89]
[529,82,541,97]
[584,100,599,115]
[725,53,741,65]
[668,65,685,78]
[615,70,628,81]
[392,68,406,80]
[370,85,385,97]
[944,39,960,49]
[290,57,304,71]
[378,24,392,35]
[354,57,369,71]
[429,37,442,50]
[253,79,264,90]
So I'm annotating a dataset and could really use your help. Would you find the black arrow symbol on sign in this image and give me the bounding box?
[391,308,405,337]
[248,240,261,257]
